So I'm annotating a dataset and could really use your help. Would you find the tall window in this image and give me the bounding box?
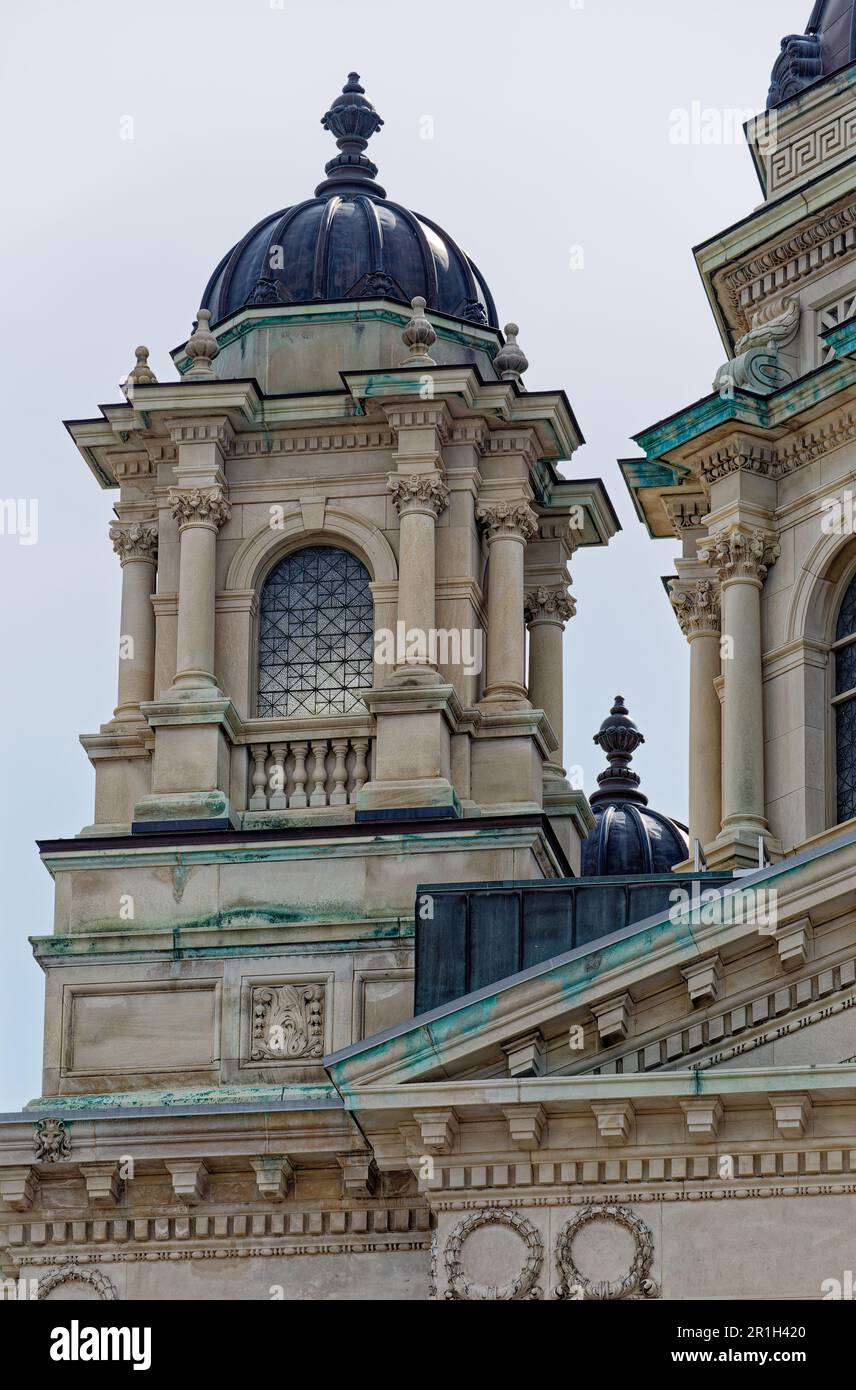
[257,546,374,717]
[833,571,856,823]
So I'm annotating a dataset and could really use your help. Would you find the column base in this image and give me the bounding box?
[480,683,530,707]
[704,822,783,872]
[355,778,460,821]
[132,789,237,834]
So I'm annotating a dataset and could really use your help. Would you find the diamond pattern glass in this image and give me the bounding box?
[836,572,856,642]
[257,546,374,717]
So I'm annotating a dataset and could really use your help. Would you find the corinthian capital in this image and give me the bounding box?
[169,486,231,531]
[388,472,449,517]
[670,578,720,637]
[524,585,576,625]
[698,526,779,584]
[109,520,158,564]
[476,500,539,541]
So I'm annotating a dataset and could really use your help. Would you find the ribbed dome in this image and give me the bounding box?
[580,697,689,876]
[201,74,498,329]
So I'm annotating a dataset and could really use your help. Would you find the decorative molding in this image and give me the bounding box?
[587,958,856,1078]
[233,428,395,457]
[680,1098,724,1140]
[778,917,813,971]
[3,1206,431,1252]
[109,520,158,565]
[476,501,539,541]
[501,1030,546,1079]
[682,955,724,1007]
[502,1104,546,1150]
[79,1164,123,1208]
[338,1153,379,1197]
[591,994,633,1046]
[168,417,234,450]
[699,527,780,585]
[444,1208,543,1300]
[715,198,856,335]
[670,579,721,638]
[1,1168,38,1211]
[36,1266,118,1301]
[523,586,575,625]
[250,983,324,1061]
[771,1094,812,1137]
[414,1109,459,1155]
[696,436,775,486]
[591,1101,634,1145]
[168,486,231,531]
[250,1156,294,1202]
[164,1161,209,1206]
[769,111,856,196]
[554,1204,659,1300]
[34,1118,70,1164]
[388,473,449,517]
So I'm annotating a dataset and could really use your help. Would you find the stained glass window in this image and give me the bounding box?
[834,571,856,823]
[257,546,374,717]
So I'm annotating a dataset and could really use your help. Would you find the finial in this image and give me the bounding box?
[400,296,437,366]
[588,696,648,807]
[184,309,219,379]
[121,345,157,397]
[315,72,386,198]
[494,322,529,386]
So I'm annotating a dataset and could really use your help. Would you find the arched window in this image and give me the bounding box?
[257,546,374,717]
[833,570,856,823]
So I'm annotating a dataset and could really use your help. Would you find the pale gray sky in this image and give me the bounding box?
[0,0,809,1110]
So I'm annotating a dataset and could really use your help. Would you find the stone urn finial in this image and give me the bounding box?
[494,322,529,386]
[401,296,437,366]
[589,696,648,807]
[121,344,157,397]
[184,309,219,379]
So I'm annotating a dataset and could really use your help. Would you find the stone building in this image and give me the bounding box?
[2,5,856,1301]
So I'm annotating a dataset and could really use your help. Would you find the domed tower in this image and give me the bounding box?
[176,73,501,394]
[581,698,688,875]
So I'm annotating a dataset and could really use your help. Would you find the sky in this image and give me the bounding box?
[0,0,810,1111]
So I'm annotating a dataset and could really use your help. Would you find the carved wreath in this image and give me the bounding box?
[444,1208,543,1300]
[554,1202,660,1300]
[37,1267,118,1301]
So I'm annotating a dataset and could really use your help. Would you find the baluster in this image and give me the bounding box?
[290,742,309,808]
[249,744,269,810]
[310,739,329,806]
[330,739,349,806]
[351,738,369,802]
[268,743,288,809]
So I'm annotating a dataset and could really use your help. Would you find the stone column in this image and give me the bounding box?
[109,521,158,721]
[524,584,575,770]
[670,577,722,852]
[388,472,449,683]
[699,526,780,867]
[168,487,231,692]
[477,501,539,704]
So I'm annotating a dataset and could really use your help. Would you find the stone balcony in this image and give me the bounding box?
[238,715,374,825]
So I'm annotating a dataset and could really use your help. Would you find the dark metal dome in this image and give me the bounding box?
[201,73,498,329]
[581,697,689,876]
[767,1,856,106]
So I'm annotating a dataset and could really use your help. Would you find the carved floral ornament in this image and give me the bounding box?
[388,472,449,517]
[698,527,779,584]
[250,983,324,1060]
[669,578,720,637]
[109,520,158,565]
[168,486,231,531]
[524,585,576,624]
[34,1117,70,1163]
[476,500,539,541]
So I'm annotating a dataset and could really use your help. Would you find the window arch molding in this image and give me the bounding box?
[224,504,398,595]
